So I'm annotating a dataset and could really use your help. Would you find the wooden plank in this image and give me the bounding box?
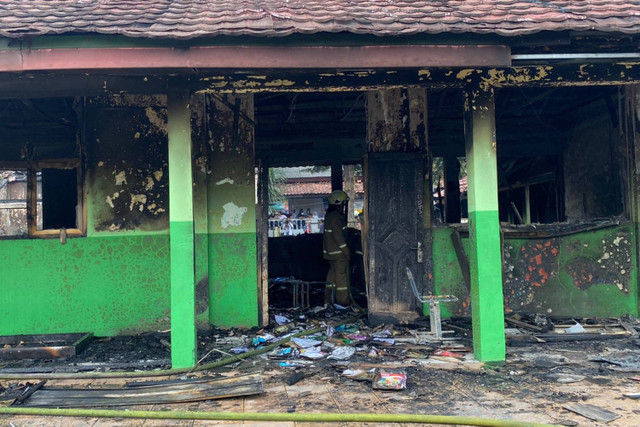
[0,333,93,361]
[0,333,90,345]
[22,373,263,408]
[0,346,76,360]
[563,404,620,423]
[505,317,544,333]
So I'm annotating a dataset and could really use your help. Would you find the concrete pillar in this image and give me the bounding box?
[463,86,506,362]
[207,94,259,328]
[167,82,197,368]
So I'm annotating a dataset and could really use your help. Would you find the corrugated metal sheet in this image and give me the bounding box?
[0,1,639,40]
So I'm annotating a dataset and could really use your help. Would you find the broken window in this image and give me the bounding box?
[429,86,625,227]
[0,162,84,238]
[0,98,84,238]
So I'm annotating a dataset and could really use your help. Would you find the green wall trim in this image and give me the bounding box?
[208,232,259,328]
[168,85,197,368]
[468,210,506,362]
[169,221,197,369]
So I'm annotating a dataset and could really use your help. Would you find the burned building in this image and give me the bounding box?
[0,1,639,368]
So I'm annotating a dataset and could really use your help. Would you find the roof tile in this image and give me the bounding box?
[0,0,638,39]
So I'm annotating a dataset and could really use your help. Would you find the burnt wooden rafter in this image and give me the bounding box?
[0,61,639,101]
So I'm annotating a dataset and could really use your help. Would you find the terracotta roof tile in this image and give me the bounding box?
[0,1,638,39]
[286,178,364,196]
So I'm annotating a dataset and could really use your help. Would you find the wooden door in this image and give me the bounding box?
[366,152,426,324]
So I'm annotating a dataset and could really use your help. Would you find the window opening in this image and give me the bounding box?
[39,167,79,231]
[431,156,467,223]
[0,170,28,236]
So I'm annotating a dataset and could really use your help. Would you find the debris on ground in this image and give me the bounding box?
[563,403,621,423]
[0,309,639,426]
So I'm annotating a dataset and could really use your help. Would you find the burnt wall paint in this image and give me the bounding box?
[0,93,218,338]
[432,225,638,318]
[86,95,169,234]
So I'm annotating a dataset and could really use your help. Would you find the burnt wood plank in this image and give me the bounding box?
[23,373,263,407]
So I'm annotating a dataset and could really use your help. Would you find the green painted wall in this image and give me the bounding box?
[208,233,259,327]
[206,94,259,328]
[0,235,170,336]
[432,224,639,318]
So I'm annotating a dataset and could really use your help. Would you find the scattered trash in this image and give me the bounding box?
[268,347,297,359]
[300,348,326,360]
[286,371,305,385]
[433,349,464,359]
[275,315,291,325]
[279,360,311,368]
[565,322,586,334]
[274,324,293,335]
[623,392,640,399]
[342,369,373,381]
[368,348,382,358]
[291,337,323,348]
[372,338,395,345]
[253,334,275,347]
[554,374,585,384]
[327,346,356,360]
[372,370,407,390]
[230,347,249,354]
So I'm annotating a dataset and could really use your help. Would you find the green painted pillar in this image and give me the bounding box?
[463,86,506,362]
[206,94,259,328]
[167,82,197,368]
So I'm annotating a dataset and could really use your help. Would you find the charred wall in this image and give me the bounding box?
[563,95,624,220]
[86,95,169,233]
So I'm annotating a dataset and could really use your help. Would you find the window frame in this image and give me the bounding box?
[0,158,85,239]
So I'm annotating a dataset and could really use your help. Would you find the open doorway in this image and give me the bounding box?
[254,91,368,312]
[263,164,366,309]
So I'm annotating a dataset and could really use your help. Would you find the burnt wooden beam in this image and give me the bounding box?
[196,61,640,94]
[0,60,639,101]
[0,333,93,361]
[0,74,167,99]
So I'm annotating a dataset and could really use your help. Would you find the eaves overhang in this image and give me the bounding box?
[0,44,511,72]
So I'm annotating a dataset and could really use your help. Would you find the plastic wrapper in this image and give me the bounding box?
[372,370,407,390]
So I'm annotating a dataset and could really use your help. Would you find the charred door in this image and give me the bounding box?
[366,152,425,324]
